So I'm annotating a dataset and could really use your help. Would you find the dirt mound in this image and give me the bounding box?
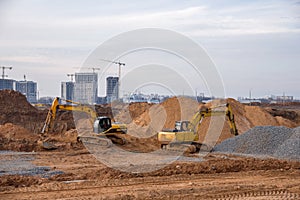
[118,134,160,152]
[41,129,84,151]
[0,90,298,153]
[0,90,77,134]
[0,123,40,151]
[227,98,297,131]
[117,97,298,147]
[0,90,46,133]
[0,90,37,113]
[198,98,297,145]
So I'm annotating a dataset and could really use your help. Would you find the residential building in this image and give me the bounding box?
[74,72,98,104]
[15,80,37,103]
[106,76,119,102]
[61,81,74,101]
[0,79,14,90]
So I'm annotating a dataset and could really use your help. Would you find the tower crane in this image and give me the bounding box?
[100,59,125,99]
[1,66,12,79]
[87,67,101,73]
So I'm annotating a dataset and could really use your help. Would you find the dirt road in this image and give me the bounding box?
[1,151,299,199]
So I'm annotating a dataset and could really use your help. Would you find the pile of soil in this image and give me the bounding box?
[0,90,76,134]
[114,97,199,138]
[0,90,46,133]
[0,123,40,151]
[114,97,298,147]
[0,89,299,153]
[42,129,84,151]
[118,134,159,152]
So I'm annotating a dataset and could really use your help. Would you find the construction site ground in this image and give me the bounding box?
[0,90,300,199]
[0,150,299,200]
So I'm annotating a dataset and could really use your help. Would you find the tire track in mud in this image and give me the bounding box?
[211,189,299,200]
[1,173,299,200]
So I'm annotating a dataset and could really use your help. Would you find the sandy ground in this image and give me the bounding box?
[1,91,300,199]
[0,150,299,200]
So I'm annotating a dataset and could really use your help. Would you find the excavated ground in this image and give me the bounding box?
[0,151,299,199]
[0,90,300,199]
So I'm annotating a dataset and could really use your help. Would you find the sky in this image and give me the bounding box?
[0,0,299,99]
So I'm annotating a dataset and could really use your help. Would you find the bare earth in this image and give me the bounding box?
[0,150,299,200]
[1,91,300,199]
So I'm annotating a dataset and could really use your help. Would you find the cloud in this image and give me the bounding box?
[1,1,299,49]
[0,0,299,97]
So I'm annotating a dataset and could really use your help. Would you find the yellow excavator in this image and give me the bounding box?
[157,103,238,153]
[41,97,127,148]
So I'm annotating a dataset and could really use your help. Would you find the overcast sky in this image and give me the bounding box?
[0,0,299,99]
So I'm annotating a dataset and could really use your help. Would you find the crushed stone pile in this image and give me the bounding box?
[213,126,300,161]
[274,127,300,160]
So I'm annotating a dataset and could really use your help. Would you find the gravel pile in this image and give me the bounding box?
[274,127,300,161]
[213,126,300,161]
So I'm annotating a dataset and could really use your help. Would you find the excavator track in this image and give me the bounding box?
[78,135,113,150]
[78,132,126,152]
[106,134,126,145]
[162,142,211,154]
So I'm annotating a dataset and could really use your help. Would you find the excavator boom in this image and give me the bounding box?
[157,103,238,153]
[41,97,127,148]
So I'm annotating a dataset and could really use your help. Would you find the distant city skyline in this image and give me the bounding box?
[0,1,299,99]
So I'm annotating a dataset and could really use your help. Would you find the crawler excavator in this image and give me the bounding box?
[41,97,127,148]
[157,103,238,153]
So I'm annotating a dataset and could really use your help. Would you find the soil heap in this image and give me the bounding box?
[114,97,298,146]
[0,90,45,133]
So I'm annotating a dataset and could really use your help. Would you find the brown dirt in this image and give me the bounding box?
[0,90,46,133]
[0,151,299,199]
[196,98,298,145]
[1,91,300,199]
[0,123,40,151]
[1,90,299,153]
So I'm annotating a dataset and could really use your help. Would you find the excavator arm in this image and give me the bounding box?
[41,97,97,134]
[158,103,239,147]
[225,103,238,136]
[187,103,238,136]
[41,97,60,134]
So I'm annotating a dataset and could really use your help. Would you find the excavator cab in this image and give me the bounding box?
[93,117,112,133]
[174,121,190,132]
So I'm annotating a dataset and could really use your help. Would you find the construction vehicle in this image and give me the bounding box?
[157,103,238,153]
[41,97,127,147]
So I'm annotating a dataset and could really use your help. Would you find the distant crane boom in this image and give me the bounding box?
[87,67,101,73]
[1,66,12,79]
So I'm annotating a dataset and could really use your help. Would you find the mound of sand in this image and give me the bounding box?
[0,90,46,133]
[0,123,40,151]
[116,97,297,146]
[0,90,298,152]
